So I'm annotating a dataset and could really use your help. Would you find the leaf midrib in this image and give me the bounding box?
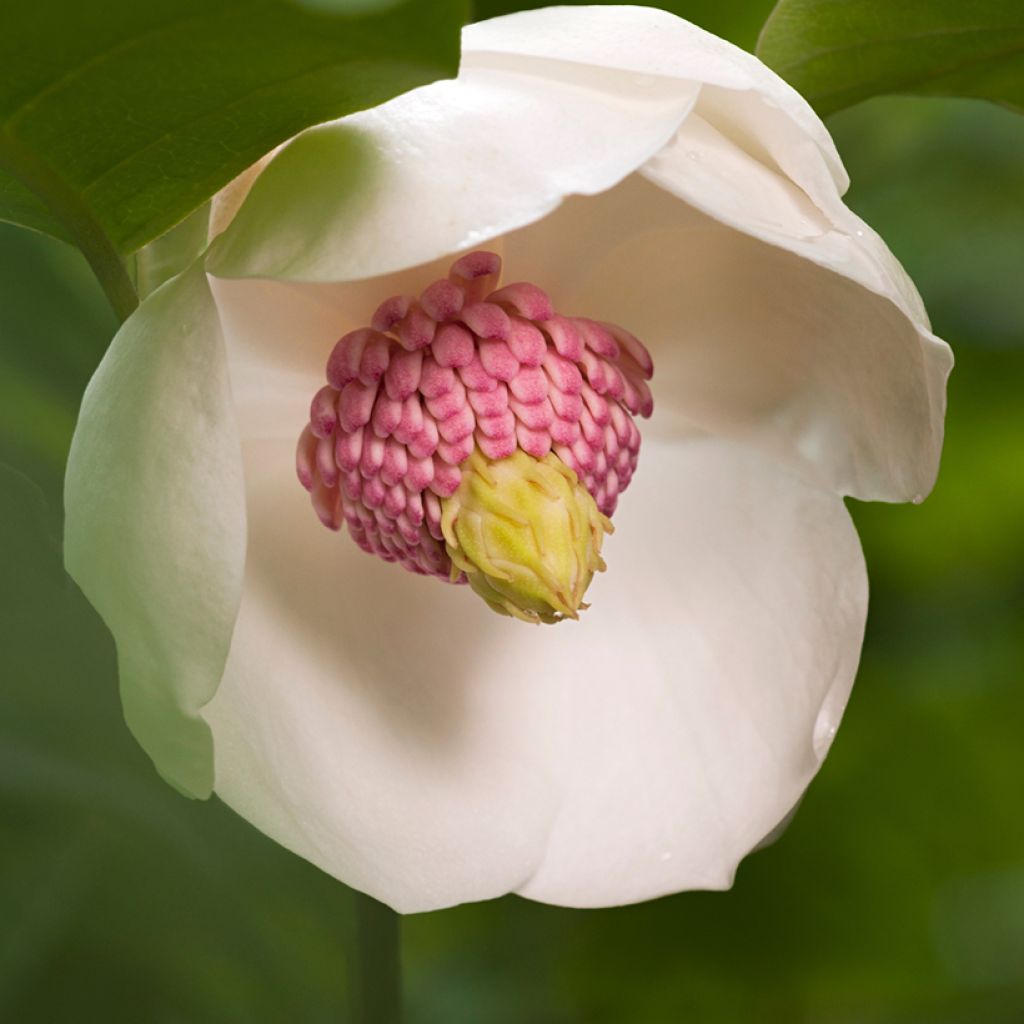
[0,129,137,319]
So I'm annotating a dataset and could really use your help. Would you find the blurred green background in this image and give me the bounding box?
[2,2,1023,1021]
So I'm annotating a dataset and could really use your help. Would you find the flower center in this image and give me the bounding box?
[296,250,653,620]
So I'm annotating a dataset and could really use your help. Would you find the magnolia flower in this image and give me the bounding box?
[64,5,951,912]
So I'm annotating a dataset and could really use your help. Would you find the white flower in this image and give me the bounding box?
[64,5,952,912]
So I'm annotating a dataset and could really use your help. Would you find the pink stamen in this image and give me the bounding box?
[371,295,410,333]
[541,316,583,362]
[327,328,372,388]
[508,365,547,405]
[461,302,512,342]
[407,416,438,460]
[478,339,519,382]
[432,323,475,369]
[449,251,501,304]
[420,279,464,321]
[337,381,376,433]
[371,393,403,438]
[394,394,423,445]
[477,432,517,461]
[309,385,339,439]
[316,435,338,488]
[397,304,436,351]
[510,397,554,432]
[551,417,581,445]
[576,318,621,360]
[359,434,386,479]
[517,424,553,459]
[437,405,475,444]
[467,384,508,419]
[506,318,547,366]
[490,282,554,322]
[419,358,455,400]
[476,410,515,439]
[437,435,475,466]
[296,251,654,581]
[380,439,408,487]
[458,354,498,393]
[295,426,317,491]
[383,348,423,401]
[357,333,391,384]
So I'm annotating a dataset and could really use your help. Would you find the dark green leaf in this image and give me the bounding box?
[757,0,1024,115]
[0,0,465,254]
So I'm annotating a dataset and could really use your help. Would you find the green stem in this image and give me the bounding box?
[352,891,402,1023]
[0,131,138,324]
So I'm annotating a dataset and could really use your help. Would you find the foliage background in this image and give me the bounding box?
[1,1,1022,1021]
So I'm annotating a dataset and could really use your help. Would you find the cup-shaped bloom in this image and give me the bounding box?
[64,6,952,912]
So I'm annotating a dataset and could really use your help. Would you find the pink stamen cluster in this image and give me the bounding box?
[296,251,654,580]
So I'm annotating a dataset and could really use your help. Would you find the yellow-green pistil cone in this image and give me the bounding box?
[441,449,613,624]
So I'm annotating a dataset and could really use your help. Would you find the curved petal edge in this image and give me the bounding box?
[64,263,246,798]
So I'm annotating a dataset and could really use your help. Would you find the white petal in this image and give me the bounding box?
[643,102,938,333]
[501,174,950,502]
[208,4,856,290]
[201,432,864,911]
[206,24,700,282]
[470,7,947,397]
[64,264,246,797]
[203,437,561,913]
[512,437,867,907]
[465,4,846,190]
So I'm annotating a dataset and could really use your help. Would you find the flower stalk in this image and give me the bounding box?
[352,891,402,1024]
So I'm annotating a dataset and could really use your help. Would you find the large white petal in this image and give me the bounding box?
[513,437,866,906]
[206,18,700,282]
[642,105,938,334]
[202,436,561,913]
[464,7,942,499]
[206,4,857,291]
[64,264,246,798]
[202,430,864,911]
[500,174,949,503]
[465,3,846,189]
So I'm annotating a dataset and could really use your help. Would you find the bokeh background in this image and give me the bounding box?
[2,1,1023,1021]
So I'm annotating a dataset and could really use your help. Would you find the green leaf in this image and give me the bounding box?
[756,0,1024,115]
[0,0,465,258]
